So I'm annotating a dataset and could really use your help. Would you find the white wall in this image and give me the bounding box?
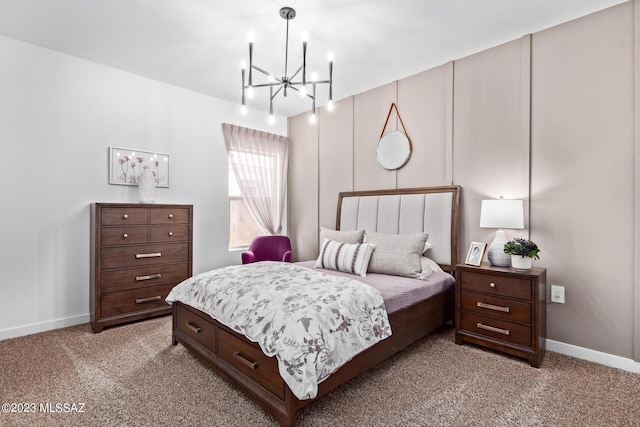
[0,35,286,339]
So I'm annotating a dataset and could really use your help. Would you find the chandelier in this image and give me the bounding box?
[240,6,334,124]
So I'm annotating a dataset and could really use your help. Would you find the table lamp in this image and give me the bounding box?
[479,198,524,267]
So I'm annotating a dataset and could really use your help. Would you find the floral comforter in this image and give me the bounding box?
[165,261,391,400]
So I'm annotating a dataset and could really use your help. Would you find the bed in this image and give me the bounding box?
[169,185,460,426]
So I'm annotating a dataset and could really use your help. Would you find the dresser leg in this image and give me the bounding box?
[92,323,104,333]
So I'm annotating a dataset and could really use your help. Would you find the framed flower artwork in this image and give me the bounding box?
[108,146,170,187]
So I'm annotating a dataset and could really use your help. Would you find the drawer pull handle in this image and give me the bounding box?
[168,214,173,219]
[477,322,510,336]
[135,295,162,304]
[123,214,128,219]
[168,232,173,236]
[185,321,201,334]
[135,273,162,281]
[489,282,496,288]
[136,252,162,259]
[123,233,129,238]
[477,301,510,313]
[233,352,258,370]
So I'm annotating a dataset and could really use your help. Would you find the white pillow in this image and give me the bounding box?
[423,241,433,254]
[319,227,365,244]
[315,238,375,277]
[365,231,428,278]
[417,257,444,280]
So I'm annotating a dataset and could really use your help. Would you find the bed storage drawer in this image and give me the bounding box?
[218,329,285,399]
[175,304,217,354]
[100,283,174,318]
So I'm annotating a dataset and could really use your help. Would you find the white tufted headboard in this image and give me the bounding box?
[336,186,461,273]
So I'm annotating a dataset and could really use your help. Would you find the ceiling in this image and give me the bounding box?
[0,0,627,118]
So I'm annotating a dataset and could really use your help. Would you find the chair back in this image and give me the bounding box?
[248,235,292,262]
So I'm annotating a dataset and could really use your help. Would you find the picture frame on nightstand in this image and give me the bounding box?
[465,241,487,266]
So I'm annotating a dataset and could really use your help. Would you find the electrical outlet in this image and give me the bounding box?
[551,285,565,304]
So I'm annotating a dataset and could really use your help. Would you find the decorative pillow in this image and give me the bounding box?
[315,238,375,277]
[365,231,428,278]
[319,227,365,244]
[416,256,444,280]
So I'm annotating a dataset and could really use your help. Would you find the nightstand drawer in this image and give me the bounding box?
[461,291,531,324]
[460,270,531,300]
[461,312,531,348]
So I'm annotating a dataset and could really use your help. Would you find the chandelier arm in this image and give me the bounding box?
[287,85,315,100]
[248,83,283,89]
[289,65,303,80]
[284,13,290,79]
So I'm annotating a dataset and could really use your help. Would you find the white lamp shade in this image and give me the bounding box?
[479,199,524,229]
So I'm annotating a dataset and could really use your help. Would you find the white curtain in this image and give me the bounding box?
[222,123,289,235]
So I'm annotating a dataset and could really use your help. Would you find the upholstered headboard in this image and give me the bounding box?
[336,186,461,272]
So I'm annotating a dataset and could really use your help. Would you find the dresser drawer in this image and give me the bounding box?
[101,226,148,246]
[460,291,531,324]
[101,243,189,269]
[460,270,531,300]
[100,283,173,318]
[100,263,189,293]
[150,208,190,224]
[101,207,148,225]
[175,304,217,355]
[149,224,189,243]
[218,329,285,399]
[460,312,531,348]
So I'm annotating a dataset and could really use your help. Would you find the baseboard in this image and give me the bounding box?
[547,339,640,374]
[0,314,90,341]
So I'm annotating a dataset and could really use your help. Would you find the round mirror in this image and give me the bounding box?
[376,131,412,170]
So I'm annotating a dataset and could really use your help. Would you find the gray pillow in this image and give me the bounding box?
[365,231,428,278]
[319,227,364,244]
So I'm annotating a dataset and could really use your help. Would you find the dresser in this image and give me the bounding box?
[455,264,546,367]
[91,203,193,333]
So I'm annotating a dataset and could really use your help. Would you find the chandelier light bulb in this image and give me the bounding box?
[247,87,254,99]
[309,113,317,124]
[300,86,307,97]
[268,115,275,125]
[240,60,247,69]
[327,100,334,111]
[300,31,309,42]
[327,52,335,62]
[240,105,247,116]
[247,32,256,43]
[268,75,275,83]
[311,72,318,82]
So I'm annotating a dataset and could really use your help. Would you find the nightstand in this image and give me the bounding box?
[455,263,546,367]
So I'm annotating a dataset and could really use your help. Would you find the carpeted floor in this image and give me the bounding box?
[1,315,639,427]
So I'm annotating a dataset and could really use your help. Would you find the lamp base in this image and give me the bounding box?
[487,230,511,267]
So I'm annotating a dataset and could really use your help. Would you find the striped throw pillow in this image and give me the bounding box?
[315,238,375,277]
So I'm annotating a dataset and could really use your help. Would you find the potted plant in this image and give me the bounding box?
[503,238,540,270]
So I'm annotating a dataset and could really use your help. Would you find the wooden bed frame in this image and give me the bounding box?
[171,186,461,426]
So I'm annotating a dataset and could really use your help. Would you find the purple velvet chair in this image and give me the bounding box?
[241,235,292,264]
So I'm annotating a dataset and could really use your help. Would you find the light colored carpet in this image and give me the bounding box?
[1,315,639,426]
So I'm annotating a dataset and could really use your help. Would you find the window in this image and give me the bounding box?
[223,123,289,249]
[228,166,263,249]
